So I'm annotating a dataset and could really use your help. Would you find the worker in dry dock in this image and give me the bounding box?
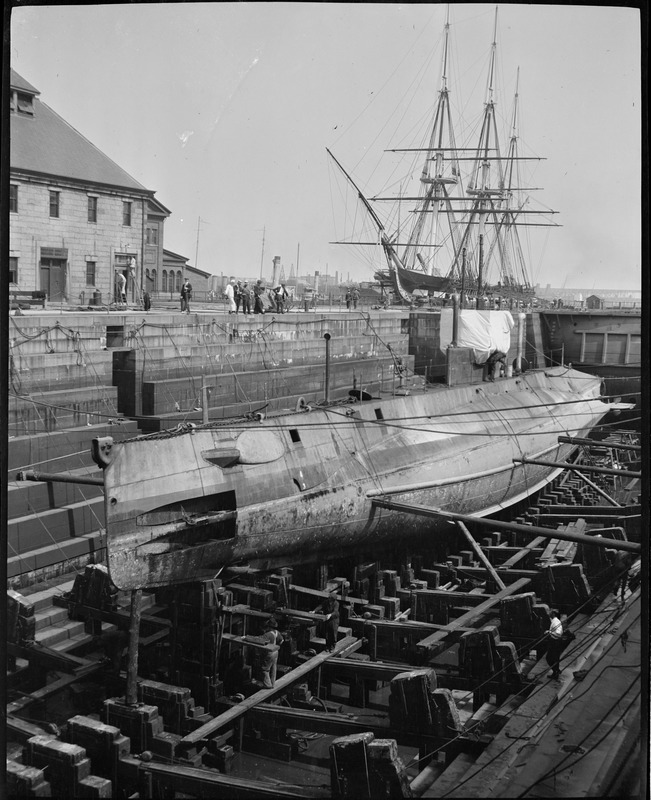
[607,548,632,602]
[258,618,283,688]
[546,608,564,680]
[315,592,340,652]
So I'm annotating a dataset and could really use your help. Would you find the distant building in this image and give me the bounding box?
[161,250,213,297]
[586,294,604,310]
[9,69,170,304]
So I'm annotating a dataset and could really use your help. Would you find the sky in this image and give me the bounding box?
[10,3,642,291]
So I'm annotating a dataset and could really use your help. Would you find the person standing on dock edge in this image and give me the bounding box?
[181,279,192,313]
[546,609,563,679]
[253,279,265,314]
[224,279,236,313]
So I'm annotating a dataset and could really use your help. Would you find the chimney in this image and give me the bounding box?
[272,256,281,286]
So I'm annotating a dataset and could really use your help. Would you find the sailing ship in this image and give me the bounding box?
[328,9,557,304]
[91,12,611,592]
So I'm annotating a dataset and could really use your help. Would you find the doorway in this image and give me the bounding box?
[40,258,67,301]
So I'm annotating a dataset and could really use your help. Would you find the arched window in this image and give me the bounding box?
[176,271,182,292]
[151,269,157,291]
[162,270,168,292]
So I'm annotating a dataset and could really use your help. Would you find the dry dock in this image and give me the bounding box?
[6,305,644,798]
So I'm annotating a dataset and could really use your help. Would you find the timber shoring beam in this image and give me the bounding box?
[513,457,640,479]
[370,498,641,554]
[558,435,641,452]
[180,635,360,747]
[246,703,489,753]
[15,469,105,486]
[7,641,99,675]
[566,469,622,507]
[416,577,532,653]
[455,521,507,590]
[118,755,317,798]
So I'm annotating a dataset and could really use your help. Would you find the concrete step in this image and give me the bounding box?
[7,421,140,472]
[7,467,105,519]
[8,497,105,554]
[7,532,105,580]
[8,388,122,436]
[33,604,69,631]
[35,618,87,648]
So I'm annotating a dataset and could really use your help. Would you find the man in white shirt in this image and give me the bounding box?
[224,280,236,314]
[547,609,563,679]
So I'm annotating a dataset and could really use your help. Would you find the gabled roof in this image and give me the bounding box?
[162,250,212,278]
[10,69,151,194]
[10,70,39,95]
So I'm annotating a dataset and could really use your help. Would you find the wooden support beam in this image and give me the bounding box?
[513,457,640,480]
[6,668,104,716]
[15,469,105,486]
[416,578,531,653]
[125,589,142,706]
[455,521,507,590]
[6,642,98,675]
[118,756,315,797]
[558,435,641,452]
[180,635,360,746]
[370,499,640,554]
[497,537,548,570]
[570,469,622,507]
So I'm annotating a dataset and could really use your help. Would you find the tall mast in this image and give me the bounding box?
[402,5,460,276]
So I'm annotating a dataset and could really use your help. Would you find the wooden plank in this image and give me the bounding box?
[118,756,316,798]
[416,578,531,652]
[180,635,360,746]
[498,537,548,569]
[455,521,507,590]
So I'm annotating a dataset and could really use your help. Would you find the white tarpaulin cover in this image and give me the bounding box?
[439,309,515,364]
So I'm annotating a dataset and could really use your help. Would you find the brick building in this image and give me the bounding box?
[9,69,170,305]
[160,250,214,299]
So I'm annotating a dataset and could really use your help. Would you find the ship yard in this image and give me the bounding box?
[6,4,645,799]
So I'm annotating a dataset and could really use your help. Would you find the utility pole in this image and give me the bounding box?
[195,216,202,272]
[259,226,266,280]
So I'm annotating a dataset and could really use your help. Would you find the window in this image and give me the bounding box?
[10,185,18,213]
[122,201,132,226]
[145,226,158,245]
[49,191,60,218]
[9,257,18,284]
[11,91,34,115]
[86,261,96,286]
[151,269,157,290]
[162,270,168,292]
[88,196,97,223]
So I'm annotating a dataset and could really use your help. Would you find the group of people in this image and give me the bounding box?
[345,286,360,310]
[224,279,290,315]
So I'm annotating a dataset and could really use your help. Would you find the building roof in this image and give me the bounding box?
[162,250,212,279]
[11,71,40,95]
[10,69,151,194]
